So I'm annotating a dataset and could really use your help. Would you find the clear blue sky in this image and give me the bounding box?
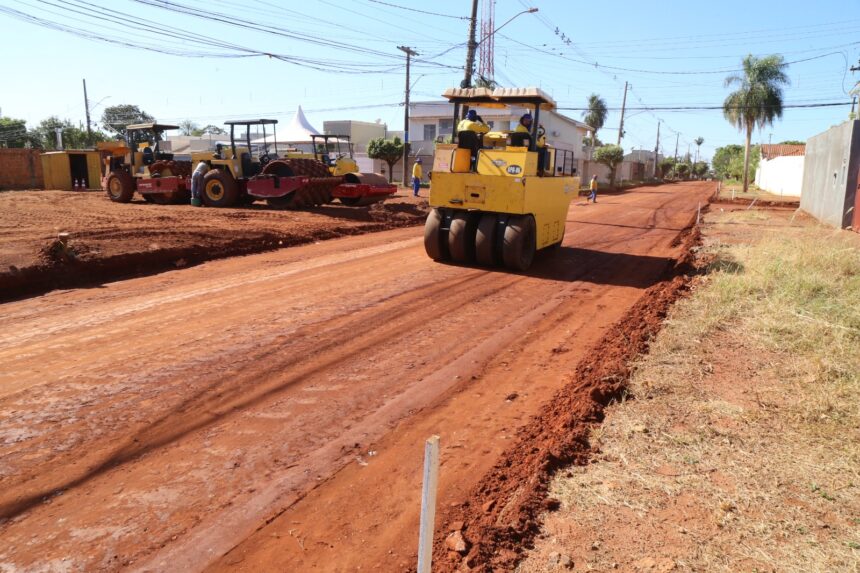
[1,0,858,162]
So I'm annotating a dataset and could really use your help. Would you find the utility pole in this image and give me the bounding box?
[674,132,679,164]
[463,0,480,90]
[616,81,628,146]
[83,79,92,146]
[398,46,418,185]
[654,121,660,178]
[452,0,481,126]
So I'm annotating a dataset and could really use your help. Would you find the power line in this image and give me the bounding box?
[366,0,468,20]
[557,101,852,112]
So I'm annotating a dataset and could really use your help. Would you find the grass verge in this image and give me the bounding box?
[518,210,860,572]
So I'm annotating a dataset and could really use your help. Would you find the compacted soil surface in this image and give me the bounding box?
[0,189,427,301]
[0,182,714,572]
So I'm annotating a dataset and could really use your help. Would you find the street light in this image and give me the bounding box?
[457,6,538,121]
[475,7,538,49]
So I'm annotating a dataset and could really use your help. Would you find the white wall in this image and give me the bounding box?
[755,155,804,197]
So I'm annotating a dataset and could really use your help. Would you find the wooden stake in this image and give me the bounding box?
[417,435,440,573]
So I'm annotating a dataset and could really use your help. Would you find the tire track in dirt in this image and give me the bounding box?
[0,183,715,572]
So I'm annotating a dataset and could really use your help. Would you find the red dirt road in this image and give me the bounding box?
[0,182,714,572]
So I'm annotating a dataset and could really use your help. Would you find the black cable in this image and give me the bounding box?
[366,0,468,20]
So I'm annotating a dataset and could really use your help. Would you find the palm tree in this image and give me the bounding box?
[582,93,607,145]
[694,136,704,164]
[723,54,789,192]
[475,75,499,89]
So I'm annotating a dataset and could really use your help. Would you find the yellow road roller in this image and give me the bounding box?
[424,87,580,271]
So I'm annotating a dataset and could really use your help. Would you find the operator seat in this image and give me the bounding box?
[457,130,481,170]
[142,146,155,165]
[240,152,260,177]
[509,132,530,147]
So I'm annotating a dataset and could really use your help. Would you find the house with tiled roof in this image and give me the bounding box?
[755,143,806,197]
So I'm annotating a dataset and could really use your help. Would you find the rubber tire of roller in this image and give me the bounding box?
[423,208,447,261]
[502,214,537,271]
[448,211,479,263]
[201,168,239,208]
[105,170,135,203]
[475,213,498,266]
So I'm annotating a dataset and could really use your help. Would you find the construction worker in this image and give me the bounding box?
[190,161,209,207]
[411,158,423,198]
[516,115,546,146]
[514,113,532,133]
[457,109,490,135]
[589,175,598,203]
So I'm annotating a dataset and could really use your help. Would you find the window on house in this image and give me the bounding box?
[439,119,454,135]
[423,124,436,142]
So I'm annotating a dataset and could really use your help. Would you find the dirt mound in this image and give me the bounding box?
[428,226,704,572]
[0,191,428,302]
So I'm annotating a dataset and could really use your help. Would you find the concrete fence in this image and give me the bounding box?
[0,149,44,190]
[800,120,859,229]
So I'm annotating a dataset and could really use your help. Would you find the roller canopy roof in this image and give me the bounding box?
[126,123,180,131]
[441,87,556,110]
[224,119,279,126]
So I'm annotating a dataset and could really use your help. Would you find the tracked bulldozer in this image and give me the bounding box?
[424,87,580,271]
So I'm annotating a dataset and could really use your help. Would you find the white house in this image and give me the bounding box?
[755,144,805,197]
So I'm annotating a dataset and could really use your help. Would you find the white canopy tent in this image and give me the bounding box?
[250,106,320,146]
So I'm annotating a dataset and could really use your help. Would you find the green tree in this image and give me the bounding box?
[675,162,690,179]
[712,144,760,180]
[0,117,31,148]
[179,120,199,136]
[28,116,108,150]
[712,144,742,178]
[693,161,710,178]
[723,54,789,192]
[367,136,404,183]
[778,139,804,145]
[658,157,676,179]
[192,124,226,137]
[582,93,608,143]
[593,144,624,186]
[101,104,156,139]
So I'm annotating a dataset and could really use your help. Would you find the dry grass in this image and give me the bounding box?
[518,210,860,573]
[715,180,797,203]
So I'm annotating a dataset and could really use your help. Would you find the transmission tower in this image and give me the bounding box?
[477,0,495,83]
